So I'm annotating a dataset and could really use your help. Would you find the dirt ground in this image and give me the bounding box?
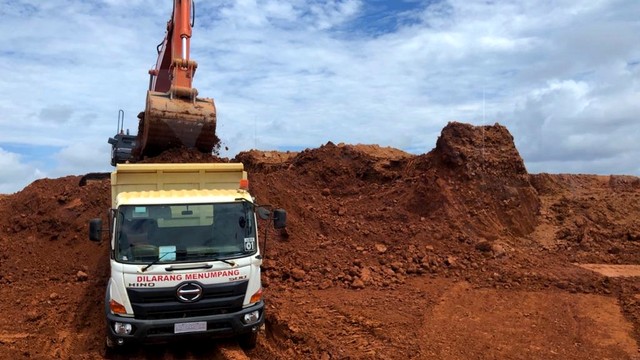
[1,122,639,359]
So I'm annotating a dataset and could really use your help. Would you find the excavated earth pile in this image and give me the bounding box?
[1,122,640,359]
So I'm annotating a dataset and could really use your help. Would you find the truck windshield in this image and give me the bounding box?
[115,202,257,264]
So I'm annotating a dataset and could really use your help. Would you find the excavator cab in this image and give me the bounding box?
[108,110,137,166]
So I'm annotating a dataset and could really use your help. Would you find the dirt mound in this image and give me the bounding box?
[1,176,109,241]
[234,149,298,173]
[530,173,640,264]
[402,122,539,238]
[243,123,542,297]
[1,122,639,359]
[0,176,111,359]
[138,147,230,163]
[609,175,640,192]
[431,122,527,178]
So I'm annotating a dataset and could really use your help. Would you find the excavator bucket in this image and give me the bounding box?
[136,91,218,158]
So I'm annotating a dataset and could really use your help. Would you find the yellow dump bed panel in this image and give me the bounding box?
[111,163,247,208]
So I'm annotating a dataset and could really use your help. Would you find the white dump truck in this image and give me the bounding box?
[88,163,286,349]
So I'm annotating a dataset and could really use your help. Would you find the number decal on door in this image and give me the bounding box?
[244,237,256,251]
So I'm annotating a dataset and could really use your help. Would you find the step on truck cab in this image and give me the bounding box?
[88,163,286,349]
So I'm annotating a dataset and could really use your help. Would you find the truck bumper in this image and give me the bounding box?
[105,301,264,345]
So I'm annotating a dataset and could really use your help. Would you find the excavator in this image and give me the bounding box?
[109,0,218,165]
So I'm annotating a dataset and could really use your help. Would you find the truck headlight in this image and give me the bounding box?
[243,310,260,324]
[114,322,133,335]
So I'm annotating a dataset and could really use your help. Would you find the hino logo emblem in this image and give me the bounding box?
[176,283,203,302]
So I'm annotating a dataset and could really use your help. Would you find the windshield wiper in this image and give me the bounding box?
[143,251,236,272]
[192,253,236,266]
[183,251,237,266]
[164,257,235,271]
[213,257,236,266]
[141,251,176,272]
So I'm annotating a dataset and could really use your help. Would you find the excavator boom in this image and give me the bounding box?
[134,0,218,159]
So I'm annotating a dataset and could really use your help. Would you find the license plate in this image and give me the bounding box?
[174,321,207,334]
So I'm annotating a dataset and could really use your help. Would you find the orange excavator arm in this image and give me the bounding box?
[135,0,218,159]
[149,0,195,94]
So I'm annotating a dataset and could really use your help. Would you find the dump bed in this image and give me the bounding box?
[111,163,247,208]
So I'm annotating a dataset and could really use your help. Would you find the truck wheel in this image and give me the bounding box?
[104,335,118,357]
[106,335,115,349]
[238,331,258,350]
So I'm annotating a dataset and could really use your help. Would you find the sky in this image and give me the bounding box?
[0,0,639,193]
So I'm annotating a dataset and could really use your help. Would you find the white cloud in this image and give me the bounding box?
[49,142,113,178]
[308,0,362,30]
[1,0,639,192]
[0,148,45,194]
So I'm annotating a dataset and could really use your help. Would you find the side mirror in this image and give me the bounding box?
[257,207,270,220]
[273,209,287,229]
[89,218,103,242]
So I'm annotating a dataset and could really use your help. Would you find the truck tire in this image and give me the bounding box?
[104,335,118,357]
[238,331,258,350]
[106,335,115,349]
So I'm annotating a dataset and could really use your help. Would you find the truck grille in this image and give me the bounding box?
[127,281,248,320]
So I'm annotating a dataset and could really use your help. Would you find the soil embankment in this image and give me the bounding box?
[1,122,639,359]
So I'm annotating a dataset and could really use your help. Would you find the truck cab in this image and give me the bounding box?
[108,132,137,166]
[89,163,285,349]
[108,109,137,166]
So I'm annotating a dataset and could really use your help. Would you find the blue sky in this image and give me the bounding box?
[0,0,639,193]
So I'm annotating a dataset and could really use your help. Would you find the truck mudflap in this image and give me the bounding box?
[105,301,264,345]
